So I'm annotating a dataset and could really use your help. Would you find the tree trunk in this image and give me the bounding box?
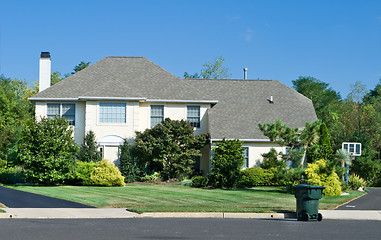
[301,148,307,168]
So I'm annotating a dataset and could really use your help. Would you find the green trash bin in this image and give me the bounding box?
[294,184,325,221]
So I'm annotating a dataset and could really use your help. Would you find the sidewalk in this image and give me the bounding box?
[1,208,381,220]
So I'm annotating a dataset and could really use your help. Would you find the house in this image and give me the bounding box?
[30,52,317,174]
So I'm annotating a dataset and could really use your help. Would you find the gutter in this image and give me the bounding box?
[78,96,146,101]
[29,97,218,104]
[146,99,218,104]
[28,98,79,102]
[210,138,272,142]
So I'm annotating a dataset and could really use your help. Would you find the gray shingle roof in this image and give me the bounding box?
[30,56,317,140]
[186,79,318,140]
[30,57,215,101]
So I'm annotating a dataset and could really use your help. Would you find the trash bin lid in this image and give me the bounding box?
[294,184,325,189]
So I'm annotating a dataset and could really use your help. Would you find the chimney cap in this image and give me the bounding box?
[40,52,51,59]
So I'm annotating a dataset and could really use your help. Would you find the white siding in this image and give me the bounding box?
[74,102,86,144]
[35,99,212,167]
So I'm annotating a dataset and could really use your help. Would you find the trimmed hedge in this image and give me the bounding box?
[241,167,275,186]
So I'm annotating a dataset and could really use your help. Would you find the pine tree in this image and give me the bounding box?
[119,139,142,182]
[318,122,333,160]
[77,131,102,162]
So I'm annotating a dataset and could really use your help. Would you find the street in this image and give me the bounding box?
[0,218,380,240]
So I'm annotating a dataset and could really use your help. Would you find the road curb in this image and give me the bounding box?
[1,209,380,220]
[136,212,297,219]
[334,191,368,209]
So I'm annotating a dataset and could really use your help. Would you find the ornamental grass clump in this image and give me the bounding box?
[348,174,366,190]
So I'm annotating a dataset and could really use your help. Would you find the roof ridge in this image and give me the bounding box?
[105,56,145,59]
[187,79,276,82]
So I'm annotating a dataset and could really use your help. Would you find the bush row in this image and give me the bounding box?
[0,159,125,186]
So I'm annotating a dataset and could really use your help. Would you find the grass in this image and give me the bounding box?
[3,184,365,213]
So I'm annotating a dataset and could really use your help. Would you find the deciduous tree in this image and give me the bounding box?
[184,57,231,79]
[134,118,207,180]
[18,117,78,185]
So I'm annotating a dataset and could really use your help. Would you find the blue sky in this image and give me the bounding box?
[1,0,380,98]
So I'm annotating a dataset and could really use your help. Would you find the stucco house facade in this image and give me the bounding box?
[30,53,317,174]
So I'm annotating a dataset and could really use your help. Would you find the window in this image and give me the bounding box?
[99,103,126,124]
[242,147,249,168]
[150,105,164,127]
[47,103,75,126]
[187,106,200,128]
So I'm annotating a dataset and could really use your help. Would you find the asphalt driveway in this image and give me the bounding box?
[0,186,94,208]
[336,188,381,210]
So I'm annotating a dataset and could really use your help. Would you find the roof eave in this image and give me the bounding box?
[146,99,218,104]
[210,138,272,142]
[78,96,147,101]
[29,98,79,102]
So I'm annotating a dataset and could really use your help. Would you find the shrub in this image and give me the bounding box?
[241,167,274,186]
[0,158,7,171]
[209,139,244,188]
[88,160,125,186]
[305,159,342,196]
[74,161,98,185]
[323,171,342,196]
[348,174,367,190]
[341,181,349,192]
[286,166,305,185]
[0,166,26,184]
[191,176,208,188]
[140,172,160,183]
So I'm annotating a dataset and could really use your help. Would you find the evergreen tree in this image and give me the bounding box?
[77,131,102,162]
[260,148,285,169]
[209,139,244,188]
[119,139,142,182]
[318,122,333,161]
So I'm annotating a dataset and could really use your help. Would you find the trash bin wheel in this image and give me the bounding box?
[302,212,310,221]
[318,213,323,221]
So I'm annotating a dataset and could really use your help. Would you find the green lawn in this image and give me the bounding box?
[3,185,365,213]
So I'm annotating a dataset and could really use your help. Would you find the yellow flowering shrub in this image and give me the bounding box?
[89,160,125,186]
[305,159,341,196]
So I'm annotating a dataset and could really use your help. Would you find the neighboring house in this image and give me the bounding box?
[29,52,317,174]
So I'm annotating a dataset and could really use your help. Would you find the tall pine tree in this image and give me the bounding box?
[318,122,333,161]
[77,131,102,162]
